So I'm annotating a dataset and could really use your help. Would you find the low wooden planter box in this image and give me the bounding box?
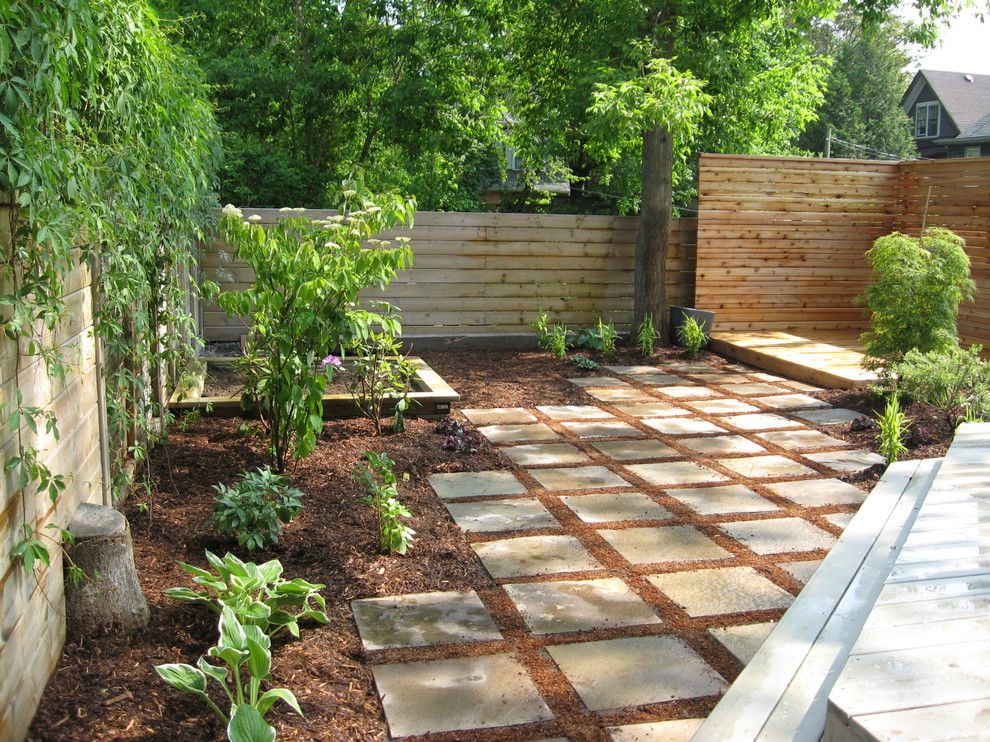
[169,356,459,419]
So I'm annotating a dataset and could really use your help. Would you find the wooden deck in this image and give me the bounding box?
[709,330,879,389]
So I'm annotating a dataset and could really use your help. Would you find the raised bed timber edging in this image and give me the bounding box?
[169,356,459,419]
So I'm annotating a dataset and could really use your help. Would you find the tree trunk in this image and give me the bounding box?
[634,124,673,340]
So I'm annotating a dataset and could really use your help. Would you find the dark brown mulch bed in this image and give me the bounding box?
[29,346,955,741]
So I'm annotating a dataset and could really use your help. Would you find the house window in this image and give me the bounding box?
[964,146,982,158]
[915,101,940,138]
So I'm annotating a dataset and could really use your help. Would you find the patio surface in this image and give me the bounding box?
[351,360,884,740]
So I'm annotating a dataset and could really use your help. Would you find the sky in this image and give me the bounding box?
[906,6,990,75]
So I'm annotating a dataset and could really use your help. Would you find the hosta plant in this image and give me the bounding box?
[676,316,708,358]
[211,468,304,552]
[574,318,618,357]
[165,551,328,638]
[353,451,415,554]
[156,607,302,742]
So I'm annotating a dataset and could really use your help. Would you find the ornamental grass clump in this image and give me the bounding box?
[859,228,974,373]
[636,315,658,356]
[876,394,910,464]
[677,315,708,358]
[209,185,415,472]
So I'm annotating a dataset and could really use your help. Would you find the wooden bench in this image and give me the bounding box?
[825,422,990,741]
[693,457,941,741]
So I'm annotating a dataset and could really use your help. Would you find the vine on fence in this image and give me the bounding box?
[0,1,220,576]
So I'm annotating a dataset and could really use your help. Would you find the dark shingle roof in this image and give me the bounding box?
[918,69,990,136]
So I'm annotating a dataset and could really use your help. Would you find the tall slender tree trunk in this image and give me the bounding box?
[634,124,673,340]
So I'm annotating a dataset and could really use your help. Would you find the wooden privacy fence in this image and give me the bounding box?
[200,211,698,342]
[695,153,990,347]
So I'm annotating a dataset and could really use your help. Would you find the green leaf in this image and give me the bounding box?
[227,704,276,742]
[218,606,247,651]
[256,687,303,717]
[155,663,207,695]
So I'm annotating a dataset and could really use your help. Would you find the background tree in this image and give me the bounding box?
[798,13,918,159]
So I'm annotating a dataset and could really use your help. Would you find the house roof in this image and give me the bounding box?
[903,69,990,139]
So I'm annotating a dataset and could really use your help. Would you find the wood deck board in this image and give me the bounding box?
[710,330,878,389]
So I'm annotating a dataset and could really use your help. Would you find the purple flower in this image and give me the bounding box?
[321,354,342,369]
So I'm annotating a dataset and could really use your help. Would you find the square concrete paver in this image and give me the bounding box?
[461,408,537,426]
[445,498,559,534]
[562,420,646,439]
[371,653,552,737]
[709,621,777,664]
[609,718,704,742]
[679,435,768,456]
[655,385,719,399]
[504,443,590,466]
[794,407,864,425]
[805,449,885,473]
[722,382,792,396]
[626,461,729,486]
[642,417,727,436]
[667,484,779,515]
[783,380,824,392]
[547,635,726,711]
[537,405,615,421]
[754,394,829,411]
[478,423,560,444]
[429,470,526,500]
[824,511,855,529]
[717,455,817,479]
[725,412,803,431]
[689,398,761,415]
[665,363,719,373]
[587,387,658,403]
[693,373,754,384]
[561,492,674,523]
[352,590,502,650]
[780,559,822,585]
[720,517,836,555]
[634,373,685,386]
[504,577,661,634]
[592,438,680,461]
[606,365,662,375]
[528,465,632,491]
[766,478,867,507]
[472,534,601,578]
[614,402,690,418]
[599,525,732,565]
[755,429,849,451]
[646,566,793,617]
[568,376,630,388]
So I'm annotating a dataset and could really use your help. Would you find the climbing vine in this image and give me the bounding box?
[1,1,220,573]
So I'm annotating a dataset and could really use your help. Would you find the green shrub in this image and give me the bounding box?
[859,228,974,371]
[156,607,302,741]
[876,394,910,464]
[530,311,551,350]
[574,318,618,357]
[676,316,708,358]
[211,469,304,552]
[547,324,569,359]
[636,315,658,356]
[571,354,601,371]
[211,187,415,472]
[347,305,416,436]
[895,344,990,425]
[353,452,415,555]
[165,551,328,639]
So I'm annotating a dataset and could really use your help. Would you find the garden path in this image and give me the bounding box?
[350,361,883,740]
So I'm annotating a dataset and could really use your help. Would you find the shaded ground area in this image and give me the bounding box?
[29,346,952,741]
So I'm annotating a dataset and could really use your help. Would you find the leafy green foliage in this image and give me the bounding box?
[571,354,601,371]
[353,451,415,555]
[636,315,658,357]
[573,319,619,357]
[212,188,414,471]
[211,469,304,552]
[155,606,302,740]
[347,306,416,436]
[165,550,328,639]
[531,311,551,350]
[547,324,569,360]
[895,345,990,425]
[876,394,910,464]
[859,228,975,370]
[676,316,708,358]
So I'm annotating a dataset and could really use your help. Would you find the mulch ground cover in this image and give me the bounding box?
[29,346,953,742]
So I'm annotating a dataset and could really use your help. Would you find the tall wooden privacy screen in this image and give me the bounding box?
[695,153,990,347]
[200,211,698,341]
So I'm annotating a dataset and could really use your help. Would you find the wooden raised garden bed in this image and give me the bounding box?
[169,356,459,419]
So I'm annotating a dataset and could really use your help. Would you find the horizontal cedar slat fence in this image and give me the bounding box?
[695,153,990,347]
[201,211,697,341]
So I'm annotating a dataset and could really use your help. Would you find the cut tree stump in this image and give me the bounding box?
[64,503,148,637]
